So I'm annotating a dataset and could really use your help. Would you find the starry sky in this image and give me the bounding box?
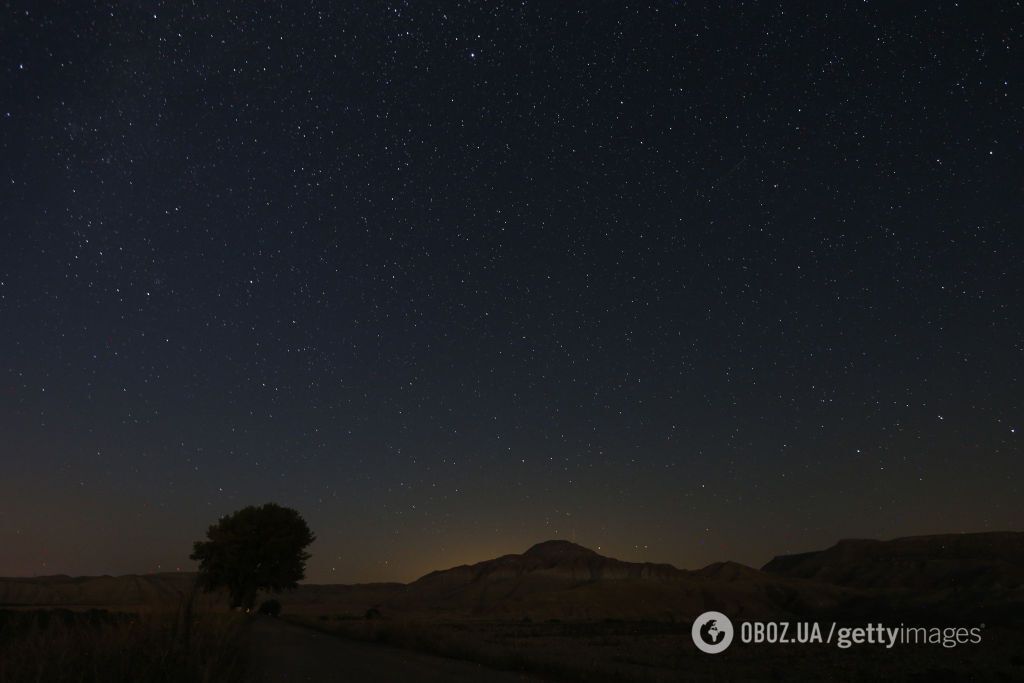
[1,2,1022,583]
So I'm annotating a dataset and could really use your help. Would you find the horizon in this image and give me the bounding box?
[4,526,1019,584]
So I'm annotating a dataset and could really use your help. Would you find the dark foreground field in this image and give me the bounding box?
[2,608,1023,682]
[249,616,540,682]
[282,614,1024,683]
[0,608,247,683]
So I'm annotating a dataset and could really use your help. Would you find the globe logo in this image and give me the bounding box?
[691,611,734,654]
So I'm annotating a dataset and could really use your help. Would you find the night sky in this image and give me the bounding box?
[2,2,1021,583]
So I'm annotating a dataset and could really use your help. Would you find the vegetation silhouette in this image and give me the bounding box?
[191,503,314,609]
[258,599,282,617]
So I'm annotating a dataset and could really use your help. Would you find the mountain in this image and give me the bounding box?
[411,540,686,589]
[391,540,845,620]
[762,532,1024,591]
[0,572,200,607]
[762,531,1024,623]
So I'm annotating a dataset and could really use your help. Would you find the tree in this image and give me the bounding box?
[190,503,314,609]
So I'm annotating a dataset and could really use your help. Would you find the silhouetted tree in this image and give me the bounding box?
[190,503,314,609]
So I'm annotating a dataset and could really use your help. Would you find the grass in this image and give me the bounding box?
[0,607,248,683]
[286,614,674,682]
[283,613,1024,683]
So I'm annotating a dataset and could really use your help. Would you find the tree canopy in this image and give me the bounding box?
[190,503,314,609]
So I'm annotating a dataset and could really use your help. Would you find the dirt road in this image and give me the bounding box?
[247,617,544,682]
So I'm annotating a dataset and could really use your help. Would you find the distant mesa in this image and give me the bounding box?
[411,539,687,591]
[762,531,1024,591]
[373,540,844,620]
[693,560,765,582]
[522,540,600,560]
[0,572,200,608]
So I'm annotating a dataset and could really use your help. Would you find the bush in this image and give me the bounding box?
[257,600,282,617]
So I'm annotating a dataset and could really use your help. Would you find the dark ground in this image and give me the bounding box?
[247,617,543,682]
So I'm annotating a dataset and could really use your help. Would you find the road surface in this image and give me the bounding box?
[247,617,544,682]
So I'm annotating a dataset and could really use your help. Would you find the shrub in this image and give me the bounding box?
[257,599,282,617]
